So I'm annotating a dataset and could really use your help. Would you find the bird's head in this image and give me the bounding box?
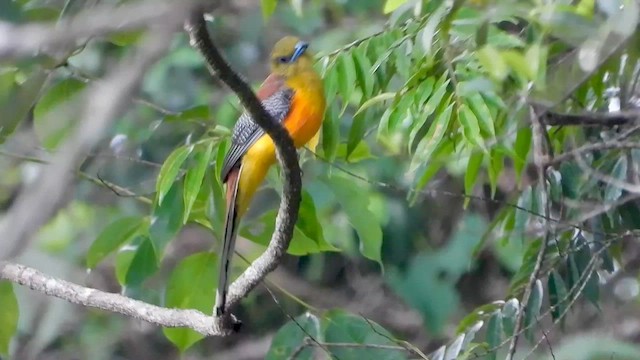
[269,36,314,78]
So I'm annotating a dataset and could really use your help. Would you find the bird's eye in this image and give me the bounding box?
[278,56,289,64]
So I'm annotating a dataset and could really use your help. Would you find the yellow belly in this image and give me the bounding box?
[236,86,325,215]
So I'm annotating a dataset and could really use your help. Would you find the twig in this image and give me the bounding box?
[0,262,225,336]
[0,30,172,259]
[0,149,153,204]
[506,106,551,360]
[184,9,302,326]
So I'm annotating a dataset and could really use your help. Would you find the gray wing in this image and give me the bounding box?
[220,88,294,182]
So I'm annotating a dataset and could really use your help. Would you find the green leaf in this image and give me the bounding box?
[485,312,502,360]
[354,92,396,116]
[353,45,374,97]
[183,141,214,223]
[115,248,136,286]
[514,127,532,182]
[464,152,484,207]
[164,105,210,123]
[466,94,495,137]
[488,147,504,197]
[86,216,146,269]
[383,0,409,14]
[326,175,383,267]
[502,50,535,81]
[604,156,627,202]
[524,279,543,342]
[321,101,340,161]
[107,30,144,46]
[548,270,568,322]
[150,184,184,254]
[323,310,406,359]
[296,191,337,251]
[548,169,563,202]
[346,109,369,159]
[574,235,600,309]
[458,104,484,149]
[125,236,158,287]
[266,313,321,360]
[337,54,357,114]
[0,281,18,355]
[156,145,192,205]
[261,0,278,20]
[560,162,582,199]
[501,298,518,338]
[163,252,217,351]
[477,45,508,81]
[336,141,373,163]
[410,101,454,173]
[408,75,448,149]
[0,69,47,145]
[34,77,87,149]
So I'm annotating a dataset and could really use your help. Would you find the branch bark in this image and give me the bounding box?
[184,10,302,322]
[0,262,223,336]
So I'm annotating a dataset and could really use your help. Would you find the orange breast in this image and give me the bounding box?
[283,75,326,148]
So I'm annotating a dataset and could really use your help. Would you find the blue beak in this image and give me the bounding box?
[290,41,308,62]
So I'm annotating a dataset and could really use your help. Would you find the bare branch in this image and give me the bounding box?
[0,24,174,258]
[184,10,302,324]
[0,261,228,336]
[0,1,198,60]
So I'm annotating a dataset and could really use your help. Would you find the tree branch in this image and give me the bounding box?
[184,9,302,325]
[0,262,226,336]
[0,1,199,60]
[506,106,551,360]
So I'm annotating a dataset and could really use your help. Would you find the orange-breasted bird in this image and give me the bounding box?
[215,36,326,316]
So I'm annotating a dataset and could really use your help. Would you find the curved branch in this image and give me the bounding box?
[184,11,302,320]
[0,262,225,336]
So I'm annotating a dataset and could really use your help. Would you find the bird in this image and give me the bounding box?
[215,36,326,316]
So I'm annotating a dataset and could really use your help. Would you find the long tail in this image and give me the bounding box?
[215,166,242,316]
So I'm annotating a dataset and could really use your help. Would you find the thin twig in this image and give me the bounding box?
[506,106,551,360]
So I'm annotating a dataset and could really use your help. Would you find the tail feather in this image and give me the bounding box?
[215,166,242,316]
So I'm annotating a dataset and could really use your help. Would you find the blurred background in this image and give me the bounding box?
[2,0,640,359]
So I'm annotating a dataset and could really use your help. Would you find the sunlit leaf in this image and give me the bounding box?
[477,45,508,80]
[261,0,278,20]
[383,0,409,14]
[458,104,484,149]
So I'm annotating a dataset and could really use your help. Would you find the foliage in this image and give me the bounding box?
[2,0,640,359]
